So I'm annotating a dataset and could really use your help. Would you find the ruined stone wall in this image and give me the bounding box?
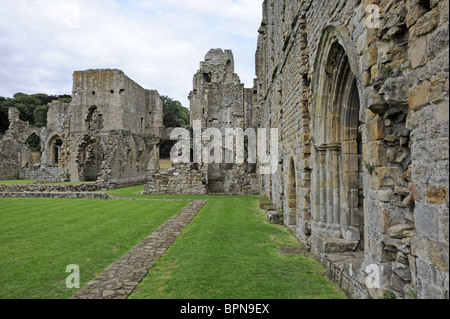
[70,69,160,134]
[0,70,163,185]
[145,163,207,195]
[0,105,70,182]
[188,49,261,195]
[256,0,449,299]
[58,69,163,184]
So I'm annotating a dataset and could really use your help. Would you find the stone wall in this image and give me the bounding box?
[0,183,102,193]
[0,192,109,200]
[145,163,207,195]
[256,0,449,299]
[185,49,260,195]
[0,69,163,185]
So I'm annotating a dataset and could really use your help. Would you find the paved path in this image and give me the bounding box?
[71,199,207,299]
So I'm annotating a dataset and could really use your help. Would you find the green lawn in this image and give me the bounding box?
[0,185,346,299]
[109,187,346,299]
[0,198,188,299]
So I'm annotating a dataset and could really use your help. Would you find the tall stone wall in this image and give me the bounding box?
[0,69,164,185]
[70,69,160,134]
[188,49,261,195]
[256,0,449,299]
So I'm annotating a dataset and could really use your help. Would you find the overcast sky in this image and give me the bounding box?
[0,0,263,108]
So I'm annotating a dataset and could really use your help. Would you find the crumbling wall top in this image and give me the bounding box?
[198,49,241,85]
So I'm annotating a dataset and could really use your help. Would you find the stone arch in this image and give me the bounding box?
[311,26,365,245]
[287,156,298,226]
[24,133,42,168]
[47,134,63,168]
[77,135,104,182]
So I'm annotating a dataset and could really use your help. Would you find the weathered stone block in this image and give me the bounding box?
[409,36,428,69]
[388,224,415,239]
[370,117,385,141]
[409,80,431,110]
[415,8,440,37]
[427,186,448,204]
[370,167,402,190]
[415,203,441,241]
[381,76,409,105]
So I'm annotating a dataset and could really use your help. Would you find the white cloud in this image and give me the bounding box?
[0,0,263,107]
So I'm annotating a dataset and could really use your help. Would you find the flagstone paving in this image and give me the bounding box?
[71,199,207,299]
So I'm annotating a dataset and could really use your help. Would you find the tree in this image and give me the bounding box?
[0,98,10,134]
[163,110,181,128]
[33,104,49,128]
[0,93,72,134]
[161,95,189,127]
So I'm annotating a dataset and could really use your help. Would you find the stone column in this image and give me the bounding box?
[331,147,341,225]
[311,150,320,222]
[319,148,327,223]
[326,148,334,224]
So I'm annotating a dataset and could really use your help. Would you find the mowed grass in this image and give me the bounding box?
[0,198,188,299]
[109,187,346,299]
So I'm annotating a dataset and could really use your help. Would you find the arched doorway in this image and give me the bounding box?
[287,157,298,226]
[311,27,364,244]
[48,135,63,168]
[78,136,104,182]
[25,133,42,167]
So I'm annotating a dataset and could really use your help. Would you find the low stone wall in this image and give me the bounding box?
[0,183,102,193]
[145,164,207,195]
[0,192,109,200]
[224,168,261,195]
[318,252,370,299]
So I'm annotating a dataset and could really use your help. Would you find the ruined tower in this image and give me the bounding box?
[189,49,259,194]
[0,69,164,184]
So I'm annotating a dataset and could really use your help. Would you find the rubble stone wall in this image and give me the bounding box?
[256,0,449,299]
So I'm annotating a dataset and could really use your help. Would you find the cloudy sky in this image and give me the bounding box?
[0,0,263,107]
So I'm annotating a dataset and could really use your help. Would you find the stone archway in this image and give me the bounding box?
[26,133,42,165]
[287,157,298,226]
[77,136,104,182]
[311,27,365,245]
[48,135,63,168]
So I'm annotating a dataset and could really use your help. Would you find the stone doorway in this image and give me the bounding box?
[48,135,63,168]
[311,29,365,247]
[78,136,104,182]
[287,158,297,226]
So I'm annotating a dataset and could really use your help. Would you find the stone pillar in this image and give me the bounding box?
[319,148,327,223]
[311,150,320,223]
[331,147,341,225]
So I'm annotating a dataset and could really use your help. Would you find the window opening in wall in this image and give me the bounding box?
[203,73,212,83]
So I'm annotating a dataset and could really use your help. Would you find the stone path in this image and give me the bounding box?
[71,199,207,299]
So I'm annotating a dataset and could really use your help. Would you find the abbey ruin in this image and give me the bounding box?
[0,0,448,299]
